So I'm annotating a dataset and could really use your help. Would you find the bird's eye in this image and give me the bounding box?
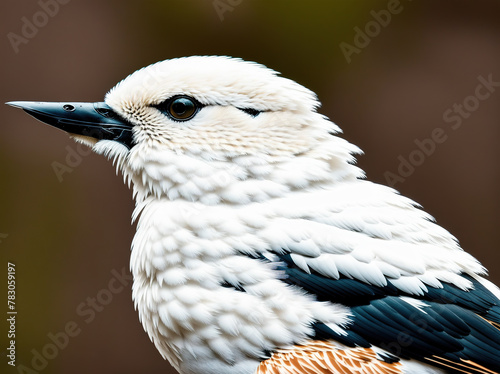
[158,95,200,121]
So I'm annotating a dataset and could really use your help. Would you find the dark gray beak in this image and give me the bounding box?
[6,101,134,149]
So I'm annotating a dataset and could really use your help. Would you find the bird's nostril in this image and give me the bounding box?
[63,104,75,112]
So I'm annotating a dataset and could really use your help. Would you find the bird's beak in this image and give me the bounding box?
[6,101,134,149]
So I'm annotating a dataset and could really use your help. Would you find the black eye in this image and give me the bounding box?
[158,95,200,121]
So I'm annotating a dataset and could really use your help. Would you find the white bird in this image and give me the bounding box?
[8,56,500,374]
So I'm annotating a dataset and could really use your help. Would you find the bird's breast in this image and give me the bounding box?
[129,197,350,372]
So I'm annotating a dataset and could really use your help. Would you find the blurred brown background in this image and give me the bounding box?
[0,1,499,373]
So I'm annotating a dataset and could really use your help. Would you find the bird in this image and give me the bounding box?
[7,56,500,374]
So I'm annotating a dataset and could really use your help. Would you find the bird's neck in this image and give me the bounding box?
[123,137,364,206]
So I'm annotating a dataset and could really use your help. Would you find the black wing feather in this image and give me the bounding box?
[269,252,500,373]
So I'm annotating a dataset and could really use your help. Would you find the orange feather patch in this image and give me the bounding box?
[485,318,500,331]
[256,341,403,374]
[425,356,500,374]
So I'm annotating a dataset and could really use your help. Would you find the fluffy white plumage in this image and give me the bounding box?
[12,56,500,374]
[101,56,494,372]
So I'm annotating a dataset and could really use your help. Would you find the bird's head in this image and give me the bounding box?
[9,56,363,203]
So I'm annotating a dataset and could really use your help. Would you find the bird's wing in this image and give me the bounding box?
[250,182,500,373]
[274,252,500,373]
